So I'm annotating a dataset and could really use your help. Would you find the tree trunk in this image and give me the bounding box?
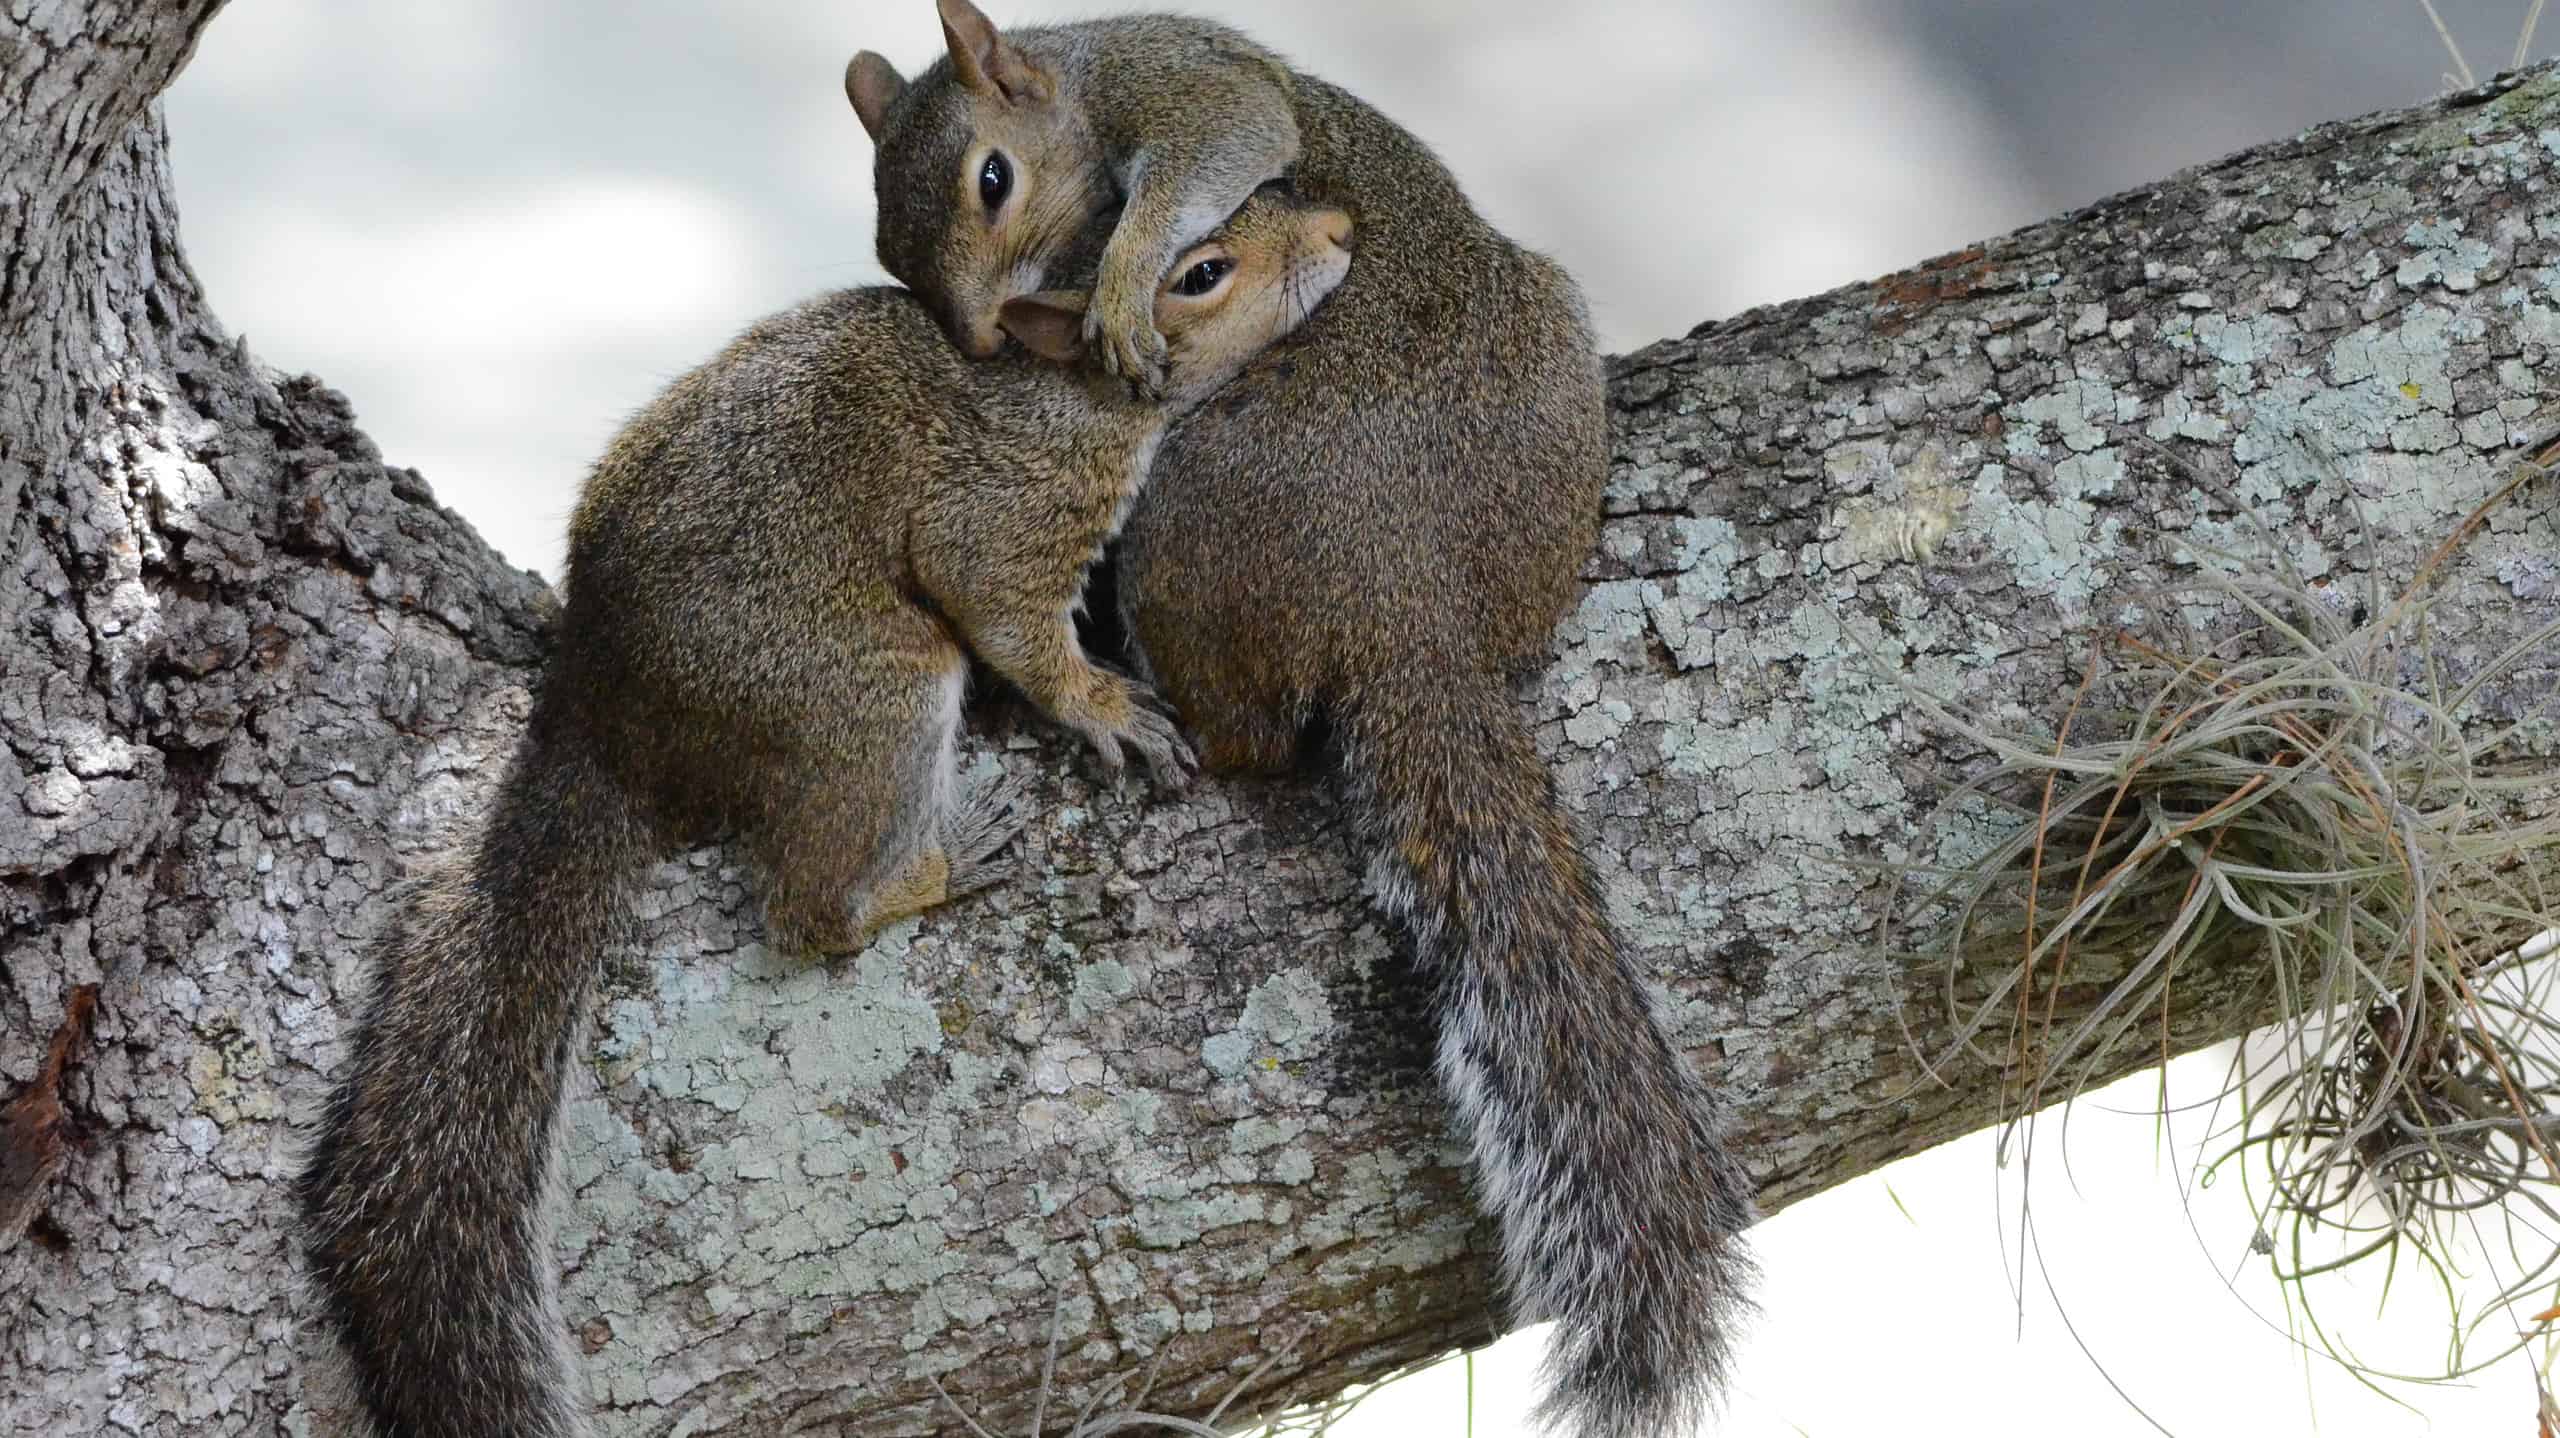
[7,2,2559,1432]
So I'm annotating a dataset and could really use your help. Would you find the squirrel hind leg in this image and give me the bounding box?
[751,660,970,956]
[1186,692,1316,777]
[838,764,1028,945]
[756,808,903,957]
[1132,653,1303,776]
[748,754,922,955]
[842,848,955,947]
[842,711,1029,940]
[1121,591,1310,776]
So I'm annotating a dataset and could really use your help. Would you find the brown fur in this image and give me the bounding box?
[853,11,1758,1435]
[295,191,1352,1438]
[854,0,1300,389]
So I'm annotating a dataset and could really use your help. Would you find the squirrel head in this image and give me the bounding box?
[850,0,1110,362]
[995,186,1354,407]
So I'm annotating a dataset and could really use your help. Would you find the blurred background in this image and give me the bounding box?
[166,4,2554,1434]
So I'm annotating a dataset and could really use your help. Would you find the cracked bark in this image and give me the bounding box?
[7,2,2560,1433]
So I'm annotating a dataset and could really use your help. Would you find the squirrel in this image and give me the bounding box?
[850,5,1759,1435]
[853,5,1298,392]
[293,188,1354,1438]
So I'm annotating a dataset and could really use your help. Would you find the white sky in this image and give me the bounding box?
[1334,1050,2542,1437]
[164,3,2555,1433]
[171,0,2541,581]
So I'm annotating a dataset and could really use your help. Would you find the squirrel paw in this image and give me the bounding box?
[1071,687,1197,792]
[1082,289,1170,399]
[943,773,1029,897]
[1118,699,1198,789]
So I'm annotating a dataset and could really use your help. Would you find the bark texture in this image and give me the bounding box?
[6,2,2560,1431]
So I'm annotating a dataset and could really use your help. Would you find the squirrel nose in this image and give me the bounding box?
[1318,210,1355,253]
[957,321,1006,360]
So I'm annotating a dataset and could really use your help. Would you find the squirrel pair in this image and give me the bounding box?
[855,5,1759,1435]
[302,3,1758,1435]
[296,193,1352,1436]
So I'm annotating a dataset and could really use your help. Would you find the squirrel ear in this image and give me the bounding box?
[997,291,1089,365]
[937,0,1053,105]
[846,53,906,140]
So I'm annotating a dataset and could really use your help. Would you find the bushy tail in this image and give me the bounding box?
[1337,667,1758,1438]
[297,727,649,1438]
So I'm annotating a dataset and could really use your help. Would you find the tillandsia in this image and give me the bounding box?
[1880,431,2560,1384]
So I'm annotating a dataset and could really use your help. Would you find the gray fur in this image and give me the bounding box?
[293,237,1339,1433]
[859,11,1762,1431]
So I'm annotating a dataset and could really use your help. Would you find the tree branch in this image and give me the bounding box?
[3,2,2557,1430]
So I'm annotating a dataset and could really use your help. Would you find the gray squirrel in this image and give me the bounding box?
[295,189,1354,1438]
[852,4,1760,1433]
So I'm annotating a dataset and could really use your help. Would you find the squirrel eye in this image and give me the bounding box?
[1171,257,1234,297]
[978,152,1012,212]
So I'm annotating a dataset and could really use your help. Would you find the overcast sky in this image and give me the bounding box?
[163,4,2551,1434]
[165,0,2550,581]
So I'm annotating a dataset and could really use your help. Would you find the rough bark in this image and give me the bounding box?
[6,1,2560,1431]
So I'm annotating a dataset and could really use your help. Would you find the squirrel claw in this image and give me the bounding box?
[1082,731,1129,781]
[1083,302,1171,399]
[1068,687,1194,794]
[1120,701,1196,791]
[944,773,1030,891]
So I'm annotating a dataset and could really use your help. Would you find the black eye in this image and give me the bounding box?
[978,152,1012,211]
[1171,257,1233,297]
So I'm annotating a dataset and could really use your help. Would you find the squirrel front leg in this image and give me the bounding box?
[1086,102,1299,394]
[967,607,1195,786]
[914,513,1195,786]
